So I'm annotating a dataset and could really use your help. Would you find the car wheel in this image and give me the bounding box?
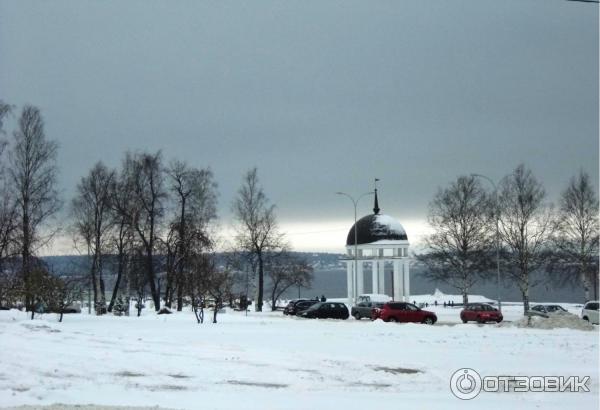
[583,316,589,322]
[423,317,434,325]
[388,317,397,323]
[461,318,468,324]
[354,312,361,320]
[476,316,485,324]
[496,318,502,323]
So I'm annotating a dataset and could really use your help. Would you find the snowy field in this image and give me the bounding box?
[0,303,598,410]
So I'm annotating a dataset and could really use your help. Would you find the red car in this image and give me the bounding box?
[460,303,503,323]
[371,302,437,325]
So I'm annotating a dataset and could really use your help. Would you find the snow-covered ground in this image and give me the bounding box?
[0,303,598,410]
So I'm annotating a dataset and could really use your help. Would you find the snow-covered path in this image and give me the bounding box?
[0,308,597,409]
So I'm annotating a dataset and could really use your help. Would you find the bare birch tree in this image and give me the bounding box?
[9,105,61,311]
[71,162,115,314]
[120,151,166,311]
[416,176,495,305]
[204,259,234,324]
[0,128,17,276]
[267,253,313,311]
[106,173,137,313]
[0,101,19,303]
[165,161,217,311]
[232,168,284,312]
[549,171,599,301]
[498,164,554,313]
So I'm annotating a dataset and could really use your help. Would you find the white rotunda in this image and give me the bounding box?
[343,190,410,305]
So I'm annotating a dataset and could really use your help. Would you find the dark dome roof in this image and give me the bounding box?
[346,214,408,246]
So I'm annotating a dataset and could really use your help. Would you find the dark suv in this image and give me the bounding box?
[372,302,437,324]
[283,299,319,316]
[297,302,349,320]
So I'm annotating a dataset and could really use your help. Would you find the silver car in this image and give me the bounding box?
[530,304,568,315]
[351,302,383,320]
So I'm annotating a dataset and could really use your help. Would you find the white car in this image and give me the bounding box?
[581,301,599,325]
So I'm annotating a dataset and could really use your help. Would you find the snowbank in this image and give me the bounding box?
[410,288,494,305]
[0,305,597,410]
[500,312,595,331]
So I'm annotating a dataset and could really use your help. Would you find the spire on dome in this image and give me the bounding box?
[373,178,380,214]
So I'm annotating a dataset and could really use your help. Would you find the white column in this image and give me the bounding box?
[378,259,386,295]
[393,260,403,301]
[346,261,354,307]
[357,261,364,296]
[403,260,410,301]
[371,260,378,294]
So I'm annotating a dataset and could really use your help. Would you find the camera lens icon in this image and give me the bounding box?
[450,368,482,400]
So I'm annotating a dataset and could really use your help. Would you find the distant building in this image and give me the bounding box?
[342,189,410,305]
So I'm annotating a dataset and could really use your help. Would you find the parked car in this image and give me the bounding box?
[530,304,568,315]
[581,301,599,324]
[61,303,82,314]
[297,302,349,320]
[34,302,81,314]
[283,299,319,316]
[460,303,503,324]
[371,302,437,324]
[351,301,384,320]
[356,294,392,304]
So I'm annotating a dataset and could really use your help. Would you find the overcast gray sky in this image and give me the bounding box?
[0,0,597,252]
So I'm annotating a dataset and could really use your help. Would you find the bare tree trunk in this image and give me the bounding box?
[22,211,31,311]
[271,286,277,312]
[462,290,468,306]
[213,303,218,323]
[176,197,186,312]
[521,276,530,313]
[108,252,125,312]
[147,253,160,311]
[164,273,172,308]
[90,253,99,313]
[580,269,591,302]
[256,253,264,312]
[176,283,183,311]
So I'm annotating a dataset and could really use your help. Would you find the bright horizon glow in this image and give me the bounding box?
[43,217,432,256]
[279,218,431,253]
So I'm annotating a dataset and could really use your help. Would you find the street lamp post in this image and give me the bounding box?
[471,173,502,313]
[336,191,374,306]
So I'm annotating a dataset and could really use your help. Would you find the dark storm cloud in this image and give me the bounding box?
[0,0,597,229]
